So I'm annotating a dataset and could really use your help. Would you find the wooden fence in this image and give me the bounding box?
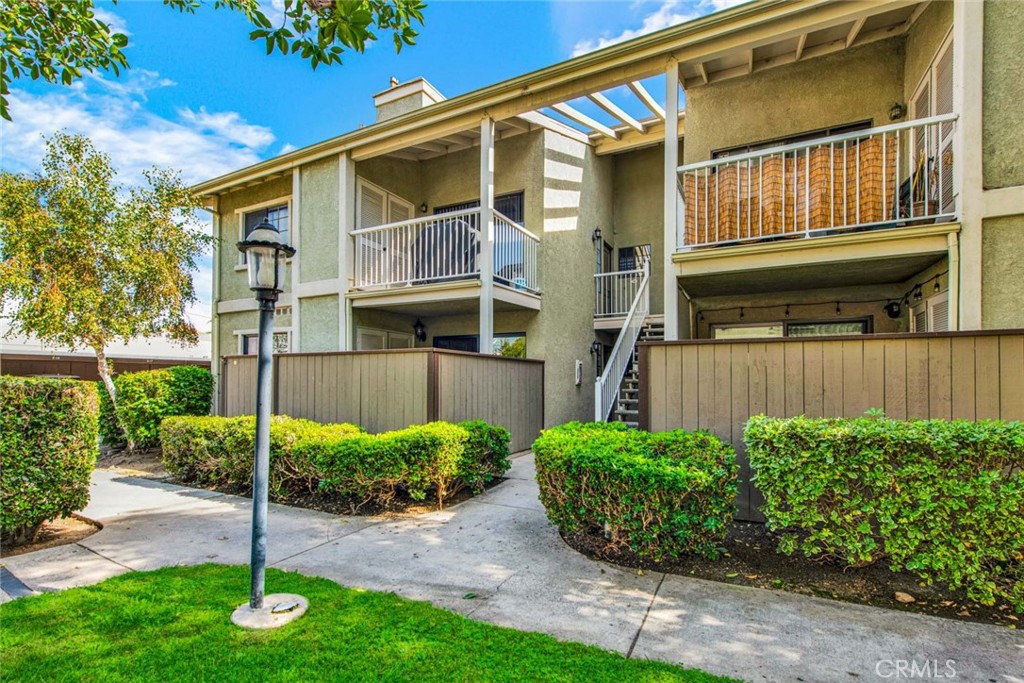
[1,353,209,381]
[220,349,544,453]
[639,331,1024,521]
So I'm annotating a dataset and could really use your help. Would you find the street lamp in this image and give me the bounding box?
[231,218,306,630]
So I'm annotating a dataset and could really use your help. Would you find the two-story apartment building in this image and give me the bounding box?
[195,0,1024,428]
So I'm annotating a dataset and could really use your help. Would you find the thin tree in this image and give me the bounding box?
[0,132,210,450]
[0,0,426,120]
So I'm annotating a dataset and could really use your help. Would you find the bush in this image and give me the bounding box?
[160,415,362,496]
[745,415,1024,612]
[160,416,510,507]
[0,377,99,543]
[100,365,213,448]
[533,422,738,560]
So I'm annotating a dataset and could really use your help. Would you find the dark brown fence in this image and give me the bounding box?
[1,353,210,382]
[639,331,1024,521]
[220,349,544,453]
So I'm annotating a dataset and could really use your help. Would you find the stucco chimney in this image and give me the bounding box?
[373,77,445,122]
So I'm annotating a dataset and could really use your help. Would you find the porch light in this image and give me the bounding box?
[238,218,295,296]
[592,227,602,243]
[889,103,906,121]
[231,218,305,631]
[884,301,902,319]
[590,340,601,355]
[413,318,427,342]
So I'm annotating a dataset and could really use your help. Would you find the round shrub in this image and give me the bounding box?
[746,414,1024,612]
[100,365,213,449]
[0,377,99,544]
[533,422,738,560]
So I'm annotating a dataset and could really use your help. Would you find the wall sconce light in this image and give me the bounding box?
[413,318,427,342]
[884,301,902,319]
[589,340,601,355]
[591,227,602,244]
[889,103,906,121]
[419,202,428,213]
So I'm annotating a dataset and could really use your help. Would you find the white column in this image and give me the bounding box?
[338,151,356,350]
[953,0,983,329]
[209,206,221,414]
[663,60,681,340]
[479,117,495,354]
[947,231,960,331]
[290,169,301,350]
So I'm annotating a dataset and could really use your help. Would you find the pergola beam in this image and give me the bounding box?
[846,16,866,47]
[697,61,710,84]
[550,102,619,139]
[628,81,665,120]
[588,92,645,133]
[795,33,807,60]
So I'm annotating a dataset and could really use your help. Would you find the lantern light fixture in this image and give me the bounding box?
[237,218,295,300]
[413,318,427,342]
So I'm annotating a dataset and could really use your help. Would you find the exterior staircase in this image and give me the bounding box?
[611,318,664,427]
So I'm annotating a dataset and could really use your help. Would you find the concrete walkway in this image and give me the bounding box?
[2,454,1021,682]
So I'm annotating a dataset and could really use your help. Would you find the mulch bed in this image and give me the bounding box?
[2,516,101,558]
[563,522,1021,629]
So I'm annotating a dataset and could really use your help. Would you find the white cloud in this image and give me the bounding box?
[92,4,130,36]
[571,0,750,57]
[278,142,297,154]
[0,73,275,187]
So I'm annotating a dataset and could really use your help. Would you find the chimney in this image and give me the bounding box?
[373,77,445,122]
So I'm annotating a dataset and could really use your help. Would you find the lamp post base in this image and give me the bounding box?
[231,593,308,630]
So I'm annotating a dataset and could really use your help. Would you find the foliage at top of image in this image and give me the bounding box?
[745,414,1024,612]
[0,132,209,449]
[0,0,427,120]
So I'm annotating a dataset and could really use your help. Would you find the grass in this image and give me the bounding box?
[0,564,734,683]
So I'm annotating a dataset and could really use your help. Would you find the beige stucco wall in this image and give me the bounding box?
[355,156,423,213]
[683,38,905,164]
[299,295,340,352]
[983,0,1024,189]
[216,310,259,355]
[299,156,339,283]
[982,216,1024,328]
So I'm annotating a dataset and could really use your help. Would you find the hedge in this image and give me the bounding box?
[745,415,1024,612]
[100,365,212,449]
[0,377,99,544]
[533,422,738,560]
[160,416,510,507]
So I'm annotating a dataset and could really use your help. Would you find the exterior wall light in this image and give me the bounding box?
[889,103,906,121]
[592,227,602,243]
[231,218,306,630]
[884,301,902,319]
[413,318,427,342]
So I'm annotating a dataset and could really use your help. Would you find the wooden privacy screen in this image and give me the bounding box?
[220,348,544,453]
[639,331,1024,521]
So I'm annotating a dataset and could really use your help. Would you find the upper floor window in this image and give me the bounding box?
[238,199,290,265]
[434,191,525,226]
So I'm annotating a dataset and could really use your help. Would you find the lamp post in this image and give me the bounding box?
[231,218,306,629]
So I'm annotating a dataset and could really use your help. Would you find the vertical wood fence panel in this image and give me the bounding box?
[0,354,209,382]
[640,331,1024,522]
[220,349,544,453]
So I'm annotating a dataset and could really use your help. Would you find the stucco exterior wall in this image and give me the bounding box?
[216,310,259,355]
[299,157,339,283]
[982,216,1024,328]
[299,295,340,352]
[983,0,1024,189]
[355,156,423,212]
[683,38,905,164]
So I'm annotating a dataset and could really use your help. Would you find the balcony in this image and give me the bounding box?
[594,269,646,319]
[676,114,958,251]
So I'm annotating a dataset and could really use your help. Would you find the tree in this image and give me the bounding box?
[0,132,210,450]
[0,0,426,120]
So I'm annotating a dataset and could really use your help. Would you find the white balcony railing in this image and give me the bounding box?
[595,262,649,421]
[352,208,540,293]
[677,113,959,250]
[594,268,646,317]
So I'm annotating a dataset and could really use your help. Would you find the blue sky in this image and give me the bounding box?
[0,0,739,332]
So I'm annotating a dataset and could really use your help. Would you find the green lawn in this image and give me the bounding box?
[0,564,734,683]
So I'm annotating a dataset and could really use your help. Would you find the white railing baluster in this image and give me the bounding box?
[595,264,649,421]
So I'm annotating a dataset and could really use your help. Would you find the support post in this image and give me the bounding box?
[210,207,221,414]
[663,61,680,340]
[947,231,960,331]
[479,117,495,354]
[338,152,356,350]
[290,169,302,350]
[250,297,275,609]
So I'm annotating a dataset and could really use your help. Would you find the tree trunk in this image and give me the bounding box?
[95,347,135,452]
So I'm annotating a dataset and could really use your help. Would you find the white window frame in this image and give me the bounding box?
[355,326,415,350]
[356,178,414,229]
[235,328,292,355]
[235,195,292,269]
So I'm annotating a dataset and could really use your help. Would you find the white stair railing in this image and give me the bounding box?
[594,269,645,317]
[595,263,649,422]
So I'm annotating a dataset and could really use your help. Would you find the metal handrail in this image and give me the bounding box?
[595,263,649,421]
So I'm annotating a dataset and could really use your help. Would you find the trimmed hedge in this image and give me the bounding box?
[533,422,738,560]
[0,377,99,543]
[745,415,1024,612]
[159,416,510,507]
[100,365,212,449]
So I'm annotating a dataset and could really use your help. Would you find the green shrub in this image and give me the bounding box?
[160,415,362,496]
[100,365,213,448]
[0,377,99,543]
[745,414,1024,612]
[533,422,738,560]
[454,420,511,493]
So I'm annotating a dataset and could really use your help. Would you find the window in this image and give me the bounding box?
[434,191,525,226]
[617,244,651,271]
[711,318,870,339]
[356,179,414,229]
[431,333,527,356]
[241,331,290,355]
[237,199,290,265]
[712,121,872,159]
[355,327,414,350]
[911,31,954,213]
[911,292,949,333]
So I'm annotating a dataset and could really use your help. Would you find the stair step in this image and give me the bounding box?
[615,408,639,416]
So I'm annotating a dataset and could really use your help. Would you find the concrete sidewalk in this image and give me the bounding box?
[2,455,1021,682]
